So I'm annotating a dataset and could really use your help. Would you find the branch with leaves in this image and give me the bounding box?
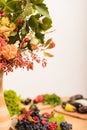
[0,0,55,73]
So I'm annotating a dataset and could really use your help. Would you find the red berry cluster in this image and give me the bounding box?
[48,122,58,130]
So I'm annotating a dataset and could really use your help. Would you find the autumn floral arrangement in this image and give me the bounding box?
[0,0,55,74]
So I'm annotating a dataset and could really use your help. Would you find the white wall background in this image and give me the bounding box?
[3,0,87,98]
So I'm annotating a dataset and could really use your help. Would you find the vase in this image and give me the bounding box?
[0,71,11,130]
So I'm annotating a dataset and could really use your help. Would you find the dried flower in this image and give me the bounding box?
[0,0,55,73]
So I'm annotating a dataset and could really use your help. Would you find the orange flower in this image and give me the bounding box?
[2,44,18,60]
[0,37,7,56]
[32,44,38,50]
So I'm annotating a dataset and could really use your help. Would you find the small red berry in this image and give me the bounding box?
[17,18,23,24]
[24,38,29,42]
[1,12,4,17]
[0,10,4,17]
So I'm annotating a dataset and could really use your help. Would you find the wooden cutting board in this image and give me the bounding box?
[54,105,87,120]
[36,102,87,120]
[36,103,54,110]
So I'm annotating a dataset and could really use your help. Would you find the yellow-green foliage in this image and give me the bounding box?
[4,90,22,117]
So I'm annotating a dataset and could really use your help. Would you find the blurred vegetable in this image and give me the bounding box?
[4,90,22,117]
[43,93,62,106]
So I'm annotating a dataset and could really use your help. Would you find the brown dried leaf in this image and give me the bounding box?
[44,38,52,47]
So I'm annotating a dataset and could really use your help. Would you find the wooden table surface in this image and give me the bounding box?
[40,107,87,130]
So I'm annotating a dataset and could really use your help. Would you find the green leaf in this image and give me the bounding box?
[28,15,39,31]
[5,0,21,12]
[9,31,17,37]
[35,13,41,19]
[8,33,20,44]
[22,3,35,18]
[21,21,29,37]
[44,38,52,47]
[27,42,33,51]
[30,0,44,4]
[35,3,50,18]
[35,32,44,43]
[7,0,16,2]
[0,0,5,7]
[40,17,52,30]
[21,29,26,36]
[26,21,30,32]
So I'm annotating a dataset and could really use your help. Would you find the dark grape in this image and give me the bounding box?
[25,98,31,105]
[15,106,72,130]
[60,121,72,130]
[21,98,31,105]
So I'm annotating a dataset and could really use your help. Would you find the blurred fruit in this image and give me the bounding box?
[33,95,44,103]
[75,99,87,106]
[78,106,87,113]
[60,121,72,130]
[62,102,67,109]
[21,98,31,105]
[70,102,83,110]
[65,103,76,112]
